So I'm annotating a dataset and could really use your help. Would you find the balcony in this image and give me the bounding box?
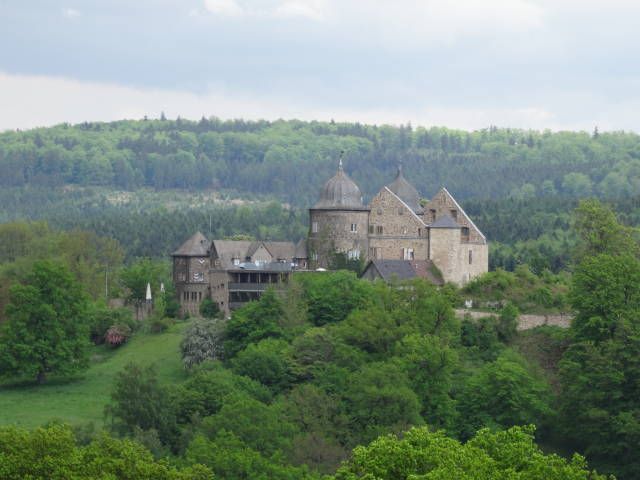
[228,282,270,292]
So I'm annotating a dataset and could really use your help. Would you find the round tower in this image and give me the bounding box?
[308,159,370,268]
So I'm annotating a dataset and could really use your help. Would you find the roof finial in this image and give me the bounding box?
[338,150,345,171]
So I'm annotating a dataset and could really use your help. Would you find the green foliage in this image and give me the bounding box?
[199,298,221,319]
[456,350,553,440]
[343,362,423,444]
[572,198,639,261]
[200,395,297,456]
[230,338,293,393]
[0,424,212,479]
[570,253,640,342]
[559,327,640,478]
[298,271,373,326]
[173,363,271,422]
[223,288,285,357]
[87,303,135,344]
[331,425,607,480]
[180,319,225,369]
[462,265,570,313]
[104,362,179,450]
[119,258,169,304]
[186,430,315,480]
[0,260,90,383]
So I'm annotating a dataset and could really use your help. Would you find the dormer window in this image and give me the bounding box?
[232,258,240,266]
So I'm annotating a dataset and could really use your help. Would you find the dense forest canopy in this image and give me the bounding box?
[2,118,640,206]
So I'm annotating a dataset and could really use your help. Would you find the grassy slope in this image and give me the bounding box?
[0,321,189,428]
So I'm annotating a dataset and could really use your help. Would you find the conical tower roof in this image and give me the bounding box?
[171,231,210,256]
[387,163,422,213]
[313,159,366,210]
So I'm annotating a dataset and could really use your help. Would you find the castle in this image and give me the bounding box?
[172,161,488,316]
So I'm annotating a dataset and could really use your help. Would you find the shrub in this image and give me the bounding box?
[149,317,173,334]
[104,324,132,347]
[199,298,221,319]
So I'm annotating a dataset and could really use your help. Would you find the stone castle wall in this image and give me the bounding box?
[368,188,429,260]
[454,309,572,330]
[429,228,461,283]
[308,208,369,267]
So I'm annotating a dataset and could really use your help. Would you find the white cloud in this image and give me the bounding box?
[62,7,81,18]
[203,0,243,16]
[1,71,633,133]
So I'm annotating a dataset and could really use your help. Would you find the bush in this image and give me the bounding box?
[148,317,173,334]
[199,299,221,319]
[181,319,225,368]
[88,305,136,344]
[104,324,132,347]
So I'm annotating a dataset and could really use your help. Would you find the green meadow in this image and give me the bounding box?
[0,322,189,429]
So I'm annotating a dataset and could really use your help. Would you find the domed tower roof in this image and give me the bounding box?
[313,159,366,210]
[387,163,423,213]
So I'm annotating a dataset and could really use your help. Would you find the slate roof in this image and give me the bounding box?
[361,259,444,285]
[171,232,210,256]
[211,239,297,269]
[264,241,297,261]
[363,259,418,281]
[386,165,423,213]
[313,160,368,210]
[430,214,460,229]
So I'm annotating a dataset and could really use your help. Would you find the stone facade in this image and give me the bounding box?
[308,208,369,268]
[310,164,489,285]
[368,187,428,261]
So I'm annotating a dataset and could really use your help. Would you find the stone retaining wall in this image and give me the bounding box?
[454,309,572,331]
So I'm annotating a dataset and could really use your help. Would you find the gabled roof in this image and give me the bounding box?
[382,187,427,227]
[361,259,444,285]
[172,232,210,256]
[263,241,296,261]
[439,187,487,242]
[211,239,297,269]
[430,214,460,229]
[363,259,418,281]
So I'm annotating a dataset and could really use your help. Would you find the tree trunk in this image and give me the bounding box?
[37,370,46,384]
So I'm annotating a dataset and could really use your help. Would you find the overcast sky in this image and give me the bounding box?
[1,0,639,132]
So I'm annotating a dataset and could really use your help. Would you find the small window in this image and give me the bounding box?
[462,227,470,237]
[450,209,458,220]
[312,222,318,233]
[418,228,422,237]
[198,291,202,301]
[403,248,414,260]
[469,250,473,265]
[369,225,374,234]
[376,225,383,234]
[398,207,404,215]
[430,209,436,221]
[351,223,358,232]
[348,249,360,260]
[311,252,318,261]
[232,258,240,266]
[401,226,408,235]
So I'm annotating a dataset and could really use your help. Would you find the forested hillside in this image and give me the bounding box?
[2,118,640,206]
[3,118,640,271]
